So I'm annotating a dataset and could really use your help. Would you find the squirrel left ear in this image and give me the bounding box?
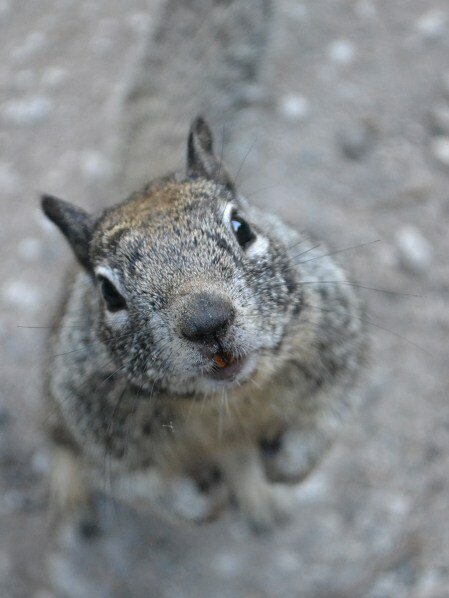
[41,194,95,271]
[186,116,234,191]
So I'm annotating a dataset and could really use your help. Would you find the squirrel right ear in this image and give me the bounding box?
[186,116,234,191]
[41,194,95,271]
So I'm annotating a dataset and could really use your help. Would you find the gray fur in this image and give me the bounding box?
[42,1,367,531]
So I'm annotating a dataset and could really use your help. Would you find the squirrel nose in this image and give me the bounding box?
[180,292,235,342]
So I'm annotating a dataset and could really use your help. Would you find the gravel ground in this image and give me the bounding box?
[1,1,449,596]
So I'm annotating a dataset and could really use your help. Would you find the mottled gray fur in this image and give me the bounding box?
[42,0,366,531]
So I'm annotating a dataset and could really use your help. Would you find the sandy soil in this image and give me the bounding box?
[1,1,449,596]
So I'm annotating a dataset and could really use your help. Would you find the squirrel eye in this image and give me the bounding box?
[230,210,255,249]
[97,276,127,312]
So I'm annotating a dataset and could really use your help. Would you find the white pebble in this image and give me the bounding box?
[289,4,307,20]
[416,9,447,40]
[395,226,432,272]
[17,237,43,261]
[2,280,43,312]
[278,94,310,122]
[0,162,20,194]
[127,12,152,33]
[212,552,242,576]
[12,31,45,61]
[431,135,449,166]
[2,97,53,125]
[0,1,11,16]
[277,551,300,572]
[355,0,377,19]
[41,67,67,88]
[328,39,356,65]
[80,150,113,181]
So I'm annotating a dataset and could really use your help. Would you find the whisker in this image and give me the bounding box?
[299,280,421,297]
[309,303,430,355]
[289,242,322,259]
[17,324,87,330]
[233,138,257,187]
[296,239,381,264]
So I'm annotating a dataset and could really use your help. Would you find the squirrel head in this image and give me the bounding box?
[42,117,299,396]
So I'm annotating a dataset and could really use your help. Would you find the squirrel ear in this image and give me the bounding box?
[41,194,95,271]
[186,116,234,191]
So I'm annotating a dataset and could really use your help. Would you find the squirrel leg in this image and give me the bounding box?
[49,447,99,537]
[261,428,332,485]
[219,446,292,532]
[113,468,228,525]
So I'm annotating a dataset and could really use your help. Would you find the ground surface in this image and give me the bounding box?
[1,1,449,596]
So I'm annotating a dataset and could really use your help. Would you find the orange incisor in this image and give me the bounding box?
[212,352,235,368]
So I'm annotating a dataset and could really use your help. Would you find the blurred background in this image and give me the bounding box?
[1,1,448,596]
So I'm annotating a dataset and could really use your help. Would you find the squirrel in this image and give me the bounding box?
[40,0,367,532]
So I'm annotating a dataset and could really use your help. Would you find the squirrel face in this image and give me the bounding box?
[42,118,299,397]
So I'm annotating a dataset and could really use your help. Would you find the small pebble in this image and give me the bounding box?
[0,1,11,17]
[416,9,447,40]
[2,280,43,312]
[80,150,113,182]
[2,97,53,125]
[41,67,67,88]
[278,94,310,122]
[289,4,307,20]
[328,39,356,65]
[277,550,300,572]
[212,552,242,576]
[338,121,375,160]
[355,0,377,19]
[12,31,45,61]
[431,135,449,166]
[17,237,43,261]
[395,226,432,273]
[0,162,20,194]
[127,12,152,33]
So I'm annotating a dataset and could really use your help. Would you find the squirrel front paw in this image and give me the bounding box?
[114,468,228,525]
[261,430,330,485]
[235,481,293,533]
[219,446,293,532]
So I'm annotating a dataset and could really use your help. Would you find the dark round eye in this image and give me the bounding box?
[97,276,127,312]
[230,211,255,249]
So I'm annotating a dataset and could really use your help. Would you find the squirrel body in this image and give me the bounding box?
[42,1,366,531]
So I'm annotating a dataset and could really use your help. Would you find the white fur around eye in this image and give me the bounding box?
[222,202,235,226]
[94,266,124,292]
[246,234,269,258]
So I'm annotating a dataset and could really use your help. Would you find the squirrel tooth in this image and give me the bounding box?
[213,354,228,368]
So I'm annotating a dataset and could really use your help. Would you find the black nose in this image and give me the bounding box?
[180,293,235,342]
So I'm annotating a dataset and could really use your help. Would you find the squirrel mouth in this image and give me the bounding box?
[209,351,245,381]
